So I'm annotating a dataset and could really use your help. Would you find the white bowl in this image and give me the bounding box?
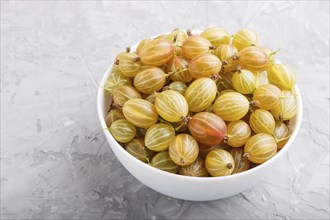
[97,38,303,201]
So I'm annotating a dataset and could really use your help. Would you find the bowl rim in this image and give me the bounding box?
[97,33,303,182]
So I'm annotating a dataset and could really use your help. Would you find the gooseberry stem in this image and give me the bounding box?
[283,120,290,126]
[211,73,220,80]
[250,100,260,107]
[101,85,114,93]
[182,116,191,124]
[270,48,281,56]
[132,57,140,62]
[111,102,122,109]
[173,34,178,44]
[224,134,232,143]
[162,86,170,91]
[180,157,186,165]
[174,121,185,131]
[243,153,250,158]
[146,157,151,166]
[226,163,233,169]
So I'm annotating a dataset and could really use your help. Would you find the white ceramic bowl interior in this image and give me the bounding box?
[97,33,303,201]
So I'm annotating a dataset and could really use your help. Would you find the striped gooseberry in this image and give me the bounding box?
[115,52,142,77]
[169,134,199,166]
[213,92,250,121]
[151,151,179,174]
[155,90,189,123]
[238,46,269,72]
[113,85,142,107]
[232,69,256,94]
[188,53,222,78]
[138,38,174,66]
[168,28,188,47]
[233,29,258,51]
[205,149,235,177]
[179,157,208,177]
[133,67,167,94]
[126,138,155,163]
[198,143,231,159]
[188,112,227,146]
[252,84,281,110]
[181,33,214,59]
[136,38,153,55]
[185,77,217,112]
[155,33,169,40]
[104,69,131,93]
[109,119,136,143]
[105,108,125,127]
[114,48,131,60]
[274,121,290,149]
[271,91,298,121]
[152,33,173,42]
[259,46,278,69]
[230,147,250,174]
[123,98,159,129]
[200,27,231,47]
[268,63,296,90]
[214,44,239,73]
[254,71,269,88]
[225,120,251,147]
[145,123,175,152]
[165,81,187,96]
[154,30,186,56]
[167,56,192,83]
[243,133,277,164]
[249,109,275,135]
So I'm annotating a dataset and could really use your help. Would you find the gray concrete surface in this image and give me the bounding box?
[1,1,329,219]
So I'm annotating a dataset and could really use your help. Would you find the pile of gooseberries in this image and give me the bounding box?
[104,28,298,177]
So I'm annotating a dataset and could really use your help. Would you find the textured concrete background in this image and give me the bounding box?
[1,1,329,219]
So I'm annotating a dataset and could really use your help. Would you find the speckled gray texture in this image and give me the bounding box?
[1,1,329,219]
